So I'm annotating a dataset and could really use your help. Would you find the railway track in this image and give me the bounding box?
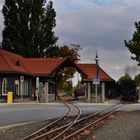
[21,102,81,140]
[22,101,127,140]
[63,102,127,140]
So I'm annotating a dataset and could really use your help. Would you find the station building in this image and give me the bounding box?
[0,49,114,103]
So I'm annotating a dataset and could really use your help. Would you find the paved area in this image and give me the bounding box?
[0,103,67,127]
[0,102,140,128]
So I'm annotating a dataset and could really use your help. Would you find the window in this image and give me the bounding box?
[2,78,8,95]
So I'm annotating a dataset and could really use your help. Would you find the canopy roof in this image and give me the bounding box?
[77,63,113,82]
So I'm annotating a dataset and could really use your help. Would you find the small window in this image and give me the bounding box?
[2,78,8,95]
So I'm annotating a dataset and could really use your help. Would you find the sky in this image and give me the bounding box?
[0,0,140,82]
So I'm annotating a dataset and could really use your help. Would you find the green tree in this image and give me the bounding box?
[118,74,136,96]
[57,44,81,91]
[59,44,81,78]
[1,0,58,58]
[124,21,140,65]
[134,73,140,86]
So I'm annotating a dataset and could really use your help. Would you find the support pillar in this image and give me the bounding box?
[36,77,39,102]
[44,82,49,103]
[95,84,98,103]
[87,82,91,103]
[101,82,105,103]
[138,84,140,103]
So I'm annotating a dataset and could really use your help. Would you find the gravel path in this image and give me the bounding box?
[83,110,140,140]
[0,111,140,140]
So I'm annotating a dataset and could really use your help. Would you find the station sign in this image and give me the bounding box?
[20,76,24,83]
[93,78,100,85]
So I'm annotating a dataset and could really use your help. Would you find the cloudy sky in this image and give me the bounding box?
[0,0,140,81]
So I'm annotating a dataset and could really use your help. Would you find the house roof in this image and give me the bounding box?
[19,58,66,76]
[0,49,27,74]
[19,58,87,77]
[0,49,86,77]
[0,49,113,81]
[77,63,113,82]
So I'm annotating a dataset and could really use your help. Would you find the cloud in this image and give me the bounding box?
[52,0,140,80]
[55,3,140,46]
[78,46,139,80]
[0,0,140,80]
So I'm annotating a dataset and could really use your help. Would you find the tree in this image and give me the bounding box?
[59,44,81,78]
[1,0,58,58]
[118,74,136,96]
[124,21,140,65]
[57,44,81,91]
[134,73,140,86]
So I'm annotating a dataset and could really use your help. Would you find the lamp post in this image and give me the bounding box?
[95,52,99,103]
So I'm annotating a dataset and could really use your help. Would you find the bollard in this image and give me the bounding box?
[7,92,13,103]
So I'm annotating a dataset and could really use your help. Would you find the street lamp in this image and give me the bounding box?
[95,52,99,79]
[95,52,100,103]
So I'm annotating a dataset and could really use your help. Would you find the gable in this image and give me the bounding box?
[77,63,113,82]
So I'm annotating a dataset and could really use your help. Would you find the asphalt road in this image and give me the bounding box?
[0,103,140,128]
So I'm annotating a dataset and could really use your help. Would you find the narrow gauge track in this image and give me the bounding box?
[28,101,126,140]
[63,101,127,140]
[22,101,126,140]
[21,102,81,140]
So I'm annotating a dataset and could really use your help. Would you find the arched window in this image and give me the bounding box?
[2,78,8,95]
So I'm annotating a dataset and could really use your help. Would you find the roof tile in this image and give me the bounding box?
[77,63,113,82]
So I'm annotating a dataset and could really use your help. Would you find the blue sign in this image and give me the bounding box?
[93,78,100,85]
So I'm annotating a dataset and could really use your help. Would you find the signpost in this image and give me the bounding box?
[20,76,24,102]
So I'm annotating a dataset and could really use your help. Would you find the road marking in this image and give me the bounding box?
[0,108,67,112]
[0,120,44,130]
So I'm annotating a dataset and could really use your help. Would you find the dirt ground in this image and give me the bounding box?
[0,111,140,140]
[83,110,140,140]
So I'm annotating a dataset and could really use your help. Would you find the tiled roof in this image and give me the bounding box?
[0,49,69,76]
[0,49,27,74]
[19,58,65,76]
[0,49,67,76]
[77,63,113,82]
[0,49,113,81]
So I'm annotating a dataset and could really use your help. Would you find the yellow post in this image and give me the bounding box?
[7,92,13,103]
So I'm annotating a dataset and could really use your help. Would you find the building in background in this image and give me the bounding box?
[0,49,114,103]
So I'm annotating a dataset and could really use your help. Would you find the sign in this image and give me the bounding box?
[93,78,100,85]
[36,77,39,88]
[20,76,24,82]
